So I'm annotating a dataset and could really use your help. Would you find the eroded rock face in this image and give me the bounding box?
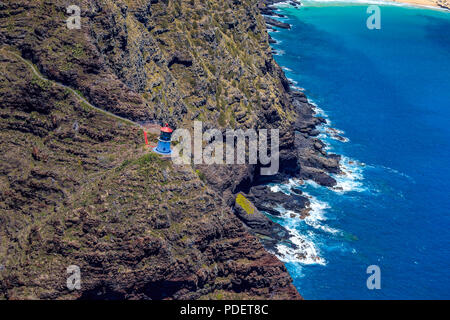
[0,52,300,300]
[246,185,309,217]
[0,0,339,300]
[234,193,293,251]
[2,0,338,190]
[264,16,291,29]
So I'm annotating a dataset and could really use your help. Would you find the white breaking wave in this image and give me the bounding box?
[332,156,366,193]
[287,77,298,85]
[266,184,328,265]
[324,127,350,143]
[308,98,318,107]
[312,105,351,144]
[274,227,326,265]
[269,184,282,193]
[305,102,365,194]
[309,104,366,194]
[310,101,329,120]
[303,194,339,234]
[302,0,400,4]
[269,182,341,235]
[281,0,447,11]
[272,206,300,220]
[291,85,306,92]
[274,1,301,8]
[269,178,300,195]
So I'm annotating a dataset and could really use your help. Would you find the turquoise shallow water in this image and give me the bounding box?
[268,3,450,299]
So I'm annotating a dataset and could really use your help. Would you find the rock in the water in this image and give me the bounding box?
[264,16,291,29]
[234,193,294,252]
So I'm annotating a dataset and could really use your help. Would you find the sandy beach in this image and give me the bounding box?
[300,0,450,11]
[390,0,449,9]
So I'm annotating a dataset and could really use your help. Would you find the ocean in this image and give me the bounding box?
[267,2,450,299]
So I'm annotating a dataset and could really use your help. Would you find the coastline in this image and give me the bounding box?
[390,0,449,10]
[237,0,344,266]
[262,0,450,299]
[270,0,450,11]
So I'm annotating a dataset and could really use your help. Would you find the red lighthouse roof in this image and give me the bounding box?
[160,123,173,133]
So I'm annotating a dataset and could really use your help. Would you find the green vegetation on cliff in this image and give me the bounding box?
[0,0,301,300]
[236,193,255,215]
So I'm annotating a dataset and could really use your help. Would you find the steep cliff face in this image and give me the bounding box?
[0,50,299,299]
[0,0,338,299]
[1,0,292,125]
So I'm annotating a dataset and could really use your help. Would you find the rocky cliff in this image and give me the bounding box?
[0,0,338,299]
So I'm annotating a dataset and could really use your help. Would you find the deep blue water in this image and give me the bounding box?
[268,3,450,299]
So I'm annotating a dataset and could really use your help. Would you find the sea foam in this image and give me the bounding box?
[297,0,448,12]
[332,156,366,193]
[274,227,326,265]
[269,182,340,235]
[269,178,299,195]
[303,193,340,234]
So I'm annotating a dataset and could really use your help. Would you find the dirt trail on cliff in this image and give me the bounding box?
[0,46,301,300]
[1,47,141,129]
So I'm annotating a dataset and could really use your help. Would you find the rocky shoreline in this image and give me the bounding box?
[227,1,342,262]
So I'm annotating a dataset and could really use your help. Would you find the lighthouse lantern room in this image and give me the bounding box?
[153,123,173,155]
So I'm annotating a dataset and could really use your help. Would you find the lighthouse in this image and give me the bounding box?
[153,123,173,155]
